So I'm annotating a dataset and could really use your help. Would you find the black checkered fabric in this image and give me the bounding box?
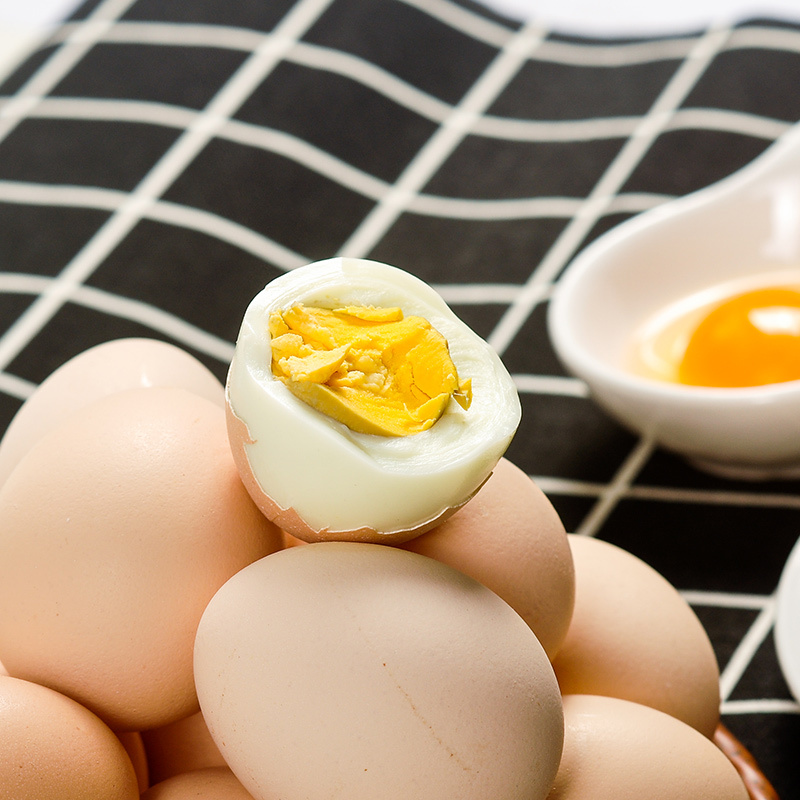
[1,0,799,795]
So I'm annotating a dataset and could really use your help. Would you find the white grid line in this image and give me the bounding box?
[337,19,549,258]
[486,24,735,358]
[399,0,514,48]
[6,44,790,149]
[42,15,800,70]
[720,599,777,701]
[571,437,657,538]
[0,272,235,365]
[534,471,800,510]
[0,0,138,144]
[0,0,335,373]
[722,698,800,715]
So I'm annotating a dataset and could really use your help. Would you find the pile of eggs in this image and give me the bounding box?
[0,259,751,799]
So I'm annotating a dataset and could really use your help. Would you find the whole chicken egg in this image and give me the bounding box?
[226,257,521,544]
[0,675,140,799]
[118,731,150,793]
[551,535,721,738]
[547,694,749,800]
[0,337,224,487]
[194,542,564,800]
[141,710,227,785]
[141,767,257,800]
[402,457,575,660]
[0,386,282,731]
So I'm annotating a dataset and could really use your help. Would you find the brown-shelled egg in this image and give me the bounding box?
[225,257,521,544]
[0,675,140,800]
[0,337,224,488]
[194,542,564,800]
[547,694,749,800]
[0,386,282,732]
[141,767,256,800]
[552,535,721,738]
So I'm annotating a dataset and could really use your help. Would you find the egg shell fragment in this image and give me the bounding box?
[0,337,224,488]
[0,386,282,732]
[402,457,575,660]
[225,257,521,543]
[194,541,564,800]
[0,675,140,800]
[547,694,749,800]
[551,535,721,738]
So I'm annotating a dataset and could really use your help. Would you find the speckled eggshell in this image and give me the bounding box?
[402,457,574,660]
[194,542,564,800]
[0,386,282,732]
[141,710,227,785]
[141,768,258,800]
[0,337,224,488]
[0,675,140,800]
[551,535,721,738]
[547,694,749,800]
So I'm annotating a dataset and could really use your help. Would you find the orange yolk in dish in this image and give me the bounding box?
[678,287,800,388]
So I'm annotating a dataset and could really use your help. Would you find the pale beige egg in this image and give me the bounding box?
[226,258,521,544]
[0,386,282,731]
[551,535,720,738]
[194,542,563,800]
[402,457,574,660]
[141,710,227,785]
[141,767,259,799]
[0,674,140,799]
[0,337,224,488]
[547,694,749,800]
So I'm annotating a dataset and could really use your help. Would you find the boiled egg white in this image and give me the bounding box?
[226,258,521,543]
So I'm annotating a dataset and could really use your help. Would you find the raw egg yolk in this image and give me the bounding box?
[269,304,472,436]
[678,287,800,387]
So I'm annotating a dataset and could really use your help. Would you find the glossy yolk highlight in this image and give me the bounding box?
[269,304,472,436]
[678,287,800,387]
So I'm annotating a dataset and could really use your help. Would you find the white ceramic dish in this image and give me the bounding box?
[548,122,800,480]
[775,535,800,704]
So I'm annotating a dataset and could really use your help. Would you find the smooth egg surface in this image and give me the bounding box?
[547,694,749,800]
[0,337,224,488]
[551,535,720,738]
[226,257,521,543]
[117,731,150,793]
[401,457,575,660]
[194,542,563,800]
[630,274,800,388]
[0,675,140,800]
[141,710,227,785]
[141,768,258,800]
[0,386,282,731]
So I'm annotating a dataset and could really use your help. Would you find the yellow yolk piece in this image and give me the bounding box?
[678,287,800,387]
[269,304,472,437]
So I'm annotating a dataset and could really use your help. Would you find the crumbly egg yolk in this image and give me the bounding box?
[678,287,800,387]
[269,304,472,436]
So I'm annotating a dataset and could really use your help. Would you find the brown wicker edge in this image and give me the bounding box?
[715,723,780,800]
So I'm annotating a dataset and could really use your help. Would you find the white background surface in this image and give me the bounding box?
[4,0,800,34]
[2,0,800,83]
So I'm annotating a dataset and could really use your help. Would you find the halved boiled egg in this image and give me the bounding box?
[225,257,521,544]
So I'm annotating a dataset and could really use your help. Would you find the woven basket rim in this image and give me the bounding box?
[715,723,779,800]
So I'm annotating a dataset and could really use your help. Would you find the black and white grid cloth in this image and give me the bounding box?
[1,0,799,796]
